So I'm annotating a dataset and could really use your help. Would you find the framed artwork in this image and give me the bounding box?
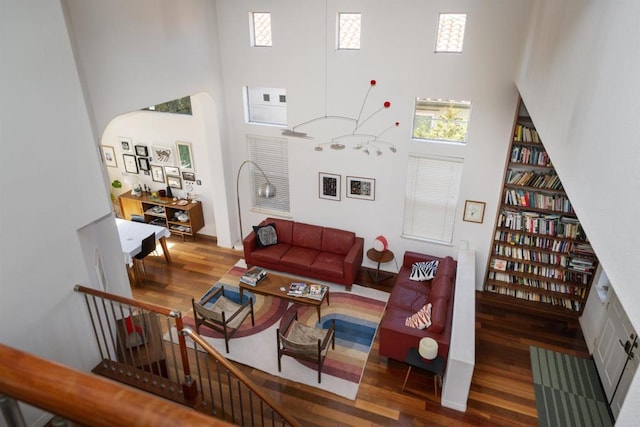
[101,145,117,168]
[167,175,182,189]
[119,137,133,154]
[319,172,341,201]
[463,200,486,223]
[164,165,180,177]
[346,176,375,201]
[150,145,174,164]
[176,141,194,172]
[182,171,196,182]
[135,145,149,157]
[137,157,150,171]
[151,165,165,183]
[123,154,138,174]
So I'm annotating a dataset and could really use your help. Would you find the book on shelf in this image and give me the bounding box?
[492,259,508,271]
[240,267,267,286]
[287,282,328,300]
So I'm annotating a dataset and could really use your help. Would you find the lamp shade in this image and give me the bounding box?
[418,337,438,360]
[257,182,277,198]
[373,235,388,252]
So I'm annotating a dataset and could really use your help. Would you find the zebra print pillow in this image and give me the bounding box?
[409,260,439,281]
[405,303,432,329]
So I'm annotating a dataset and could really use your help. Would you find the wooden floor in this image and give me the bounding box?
[132,235,590,426]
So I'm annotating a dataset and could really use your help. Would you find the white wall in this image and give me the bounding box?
[102,93,218,236]
[216,0,533,282]
[517,1,640,424]
[0,2,122,424]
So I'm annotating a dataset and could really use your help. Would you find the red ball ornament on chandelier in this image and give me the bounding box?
[373,235,388,252]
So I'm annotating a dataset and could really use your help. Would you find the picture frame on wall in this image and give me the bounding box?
[346,176,375,201]
[135,145,149,157]
[137,156,150,171]
[123,154,138,174]
[164,166,180,177]
[319,172,341,201]
[182,171,196,182]
[176,141,194,172]
[463,200,486,223]
[150,145,174,164]
[101,145,117,168]
[167,175,182,189]
[151,165,165,183]
[119,137,133,154]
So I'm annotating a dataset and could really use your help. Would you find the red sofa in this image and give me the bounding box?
[379,251,457,362]
[243,217,364,287]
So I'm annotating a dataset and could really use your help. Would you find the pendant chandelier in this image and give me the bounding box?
[281,80,399,155]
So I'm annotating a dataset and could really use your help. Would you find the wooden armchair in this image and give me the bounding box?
[191,286,254,353]
[277,311,335,383]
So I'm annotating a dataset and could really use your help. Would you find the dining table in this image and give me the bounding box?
[115,218,172,267]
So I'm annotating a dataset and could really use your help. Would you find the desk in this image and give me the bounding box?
[402,347,445,398]
[116,218,172,266]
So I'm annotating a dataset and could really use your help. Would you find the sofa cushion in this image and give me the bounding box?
[405,303,432,329]
[280,246,319,269]
[429,298,448,334]
[429,275,453,301]
[253,223,278,248]
[388,286,429,313]
[321,227,356,255]
[264,218,293,245]
[311,252,345,279]
[252,243,291,264]
[292,222,323,250]
[409,260,439,281]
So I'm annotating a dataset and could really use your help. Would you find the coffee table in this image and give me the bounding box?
[238,271,330,322]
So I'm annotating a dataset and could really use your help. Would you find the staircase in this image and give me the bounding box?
[0,286,300,427]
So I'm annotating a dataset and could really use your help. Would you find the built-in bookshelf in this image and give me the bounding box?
[483,98,599,318]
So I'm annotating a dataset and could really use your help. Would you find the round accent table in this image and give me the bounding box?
[366,248,395,283]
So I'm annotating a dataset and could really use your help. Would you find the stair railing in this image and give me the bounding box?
[74,285,300,426]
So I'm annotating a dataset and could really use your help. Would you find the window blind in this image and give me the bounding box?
[403,155,463,244]
[247,134,290,213]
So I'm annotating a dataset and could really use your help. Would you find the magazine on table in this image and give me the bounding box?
[287,282,328,300]
[240,267,267,286]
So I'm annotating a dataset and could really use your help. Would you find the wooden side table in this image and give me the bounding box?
[366,248,395,283]
[402,347,445,398]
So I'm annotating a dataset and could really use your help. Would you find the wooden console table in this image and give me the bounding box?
[119,190,204,240]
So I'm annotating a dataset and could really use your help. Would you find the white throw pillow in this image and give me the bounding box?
[409,260,439,281]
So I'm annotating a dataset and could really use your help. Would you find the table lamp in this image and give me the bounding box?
[418,337,438,361]
[373,235,388,252]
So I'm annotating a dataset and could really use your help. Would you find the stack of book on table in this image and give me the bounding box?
[287,282,328,300]
[240,267,267,286]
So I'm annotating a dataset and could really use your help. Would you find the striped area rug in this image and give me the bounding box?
[529,346,613,427]
[179,261,389,400]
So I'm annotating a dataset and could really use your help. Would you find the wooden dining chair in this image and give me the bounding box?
[133,233,156,284]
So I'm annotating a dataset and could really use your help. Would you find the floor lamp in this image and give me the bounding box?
[234,160,277,250]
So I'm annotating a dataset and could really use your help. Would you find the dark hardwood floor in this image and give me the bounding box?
[132,235,590,426]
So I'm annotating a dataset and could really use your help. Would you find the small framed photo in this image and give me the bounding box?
[119,137,133,154]
[135,145,149,157]
[319,172,341,201]
[123,154,138,174]
[167,175,182,189]
[137,156,150,171]
[182,171,196,182]
[151,145,174,164]
[101,145,117,168]
[176,141,194,172]
[151,165,165,183]
[346,176,375,201]
[164,165,180,177]
[463,200,486,223]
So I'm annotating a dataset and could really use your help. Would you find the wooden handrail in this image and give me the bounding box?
[0,344,232,427]
[182,328,302,427]
[74,284,178,317]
